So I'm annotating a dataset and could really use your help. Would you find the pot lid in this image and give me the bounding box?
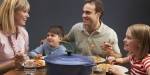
[45,54,94,65]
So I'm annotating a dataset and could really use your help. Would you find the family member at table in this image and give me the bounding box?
[108,24,150,75]
[64,0,121,58]
[0,0,30,73]
[29,25,67,59]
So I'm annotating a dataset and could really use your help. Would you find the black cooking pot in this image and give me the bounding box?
[45,51,94,75]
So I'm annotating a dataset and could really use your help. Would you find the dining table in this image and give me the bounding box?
[4,67,106,75]
[4,56,129,75]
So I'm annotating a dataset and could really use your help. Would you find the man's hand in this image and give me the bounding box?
[101,41,121,58]
[101,42,113,52]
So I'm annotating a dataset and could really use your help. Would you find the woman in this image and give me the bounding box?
[0,0,30,73]
[108,24,150,75]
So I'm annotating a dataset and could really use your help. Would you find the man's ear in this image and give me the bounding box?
[96,12,101,18]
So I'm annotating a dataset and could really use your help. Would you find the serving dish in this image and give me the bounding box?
[90,56,106,64]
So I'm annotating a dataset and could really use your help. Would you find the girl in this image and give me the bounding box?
[109,24,150,75]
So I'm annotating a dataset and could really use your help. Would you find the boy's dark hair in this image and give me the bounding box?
[48,25,65,38]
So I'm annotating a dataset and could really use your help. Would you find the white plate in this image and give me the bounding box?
[90,56,106,64]
[99,57,106,63]
[112,65,128,73]
[22,59,46,68]
[93,64,128,73]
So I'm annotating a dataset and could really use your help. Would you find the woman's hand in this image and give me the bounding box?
[0,43,5,52]
[14,51,26,62]
[14,51,30,69]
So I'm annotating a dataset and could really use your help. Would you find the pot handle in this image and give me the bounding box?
[66,50,72,56]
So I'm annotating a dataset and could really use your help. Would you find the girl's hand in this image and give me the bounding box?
[106,56,116,64]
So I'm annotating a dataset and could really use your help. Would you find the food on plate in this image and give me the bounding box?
[96,64,111,72]
[23,59,46,68]
[34,59,45,67]
[23,59,35,68]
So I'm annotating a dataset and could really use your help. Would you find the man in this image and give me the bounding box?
[65,0,121,58]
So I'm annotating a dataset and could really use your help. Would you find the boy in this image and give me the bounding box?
[29,25,66,59]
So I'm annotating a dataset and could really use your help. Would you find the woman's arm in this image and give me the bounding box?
[0,60,15,73]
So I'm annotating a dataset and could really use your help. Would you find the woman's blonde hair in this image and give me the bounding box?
[128,24,150,59]
[0,0,30,34]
